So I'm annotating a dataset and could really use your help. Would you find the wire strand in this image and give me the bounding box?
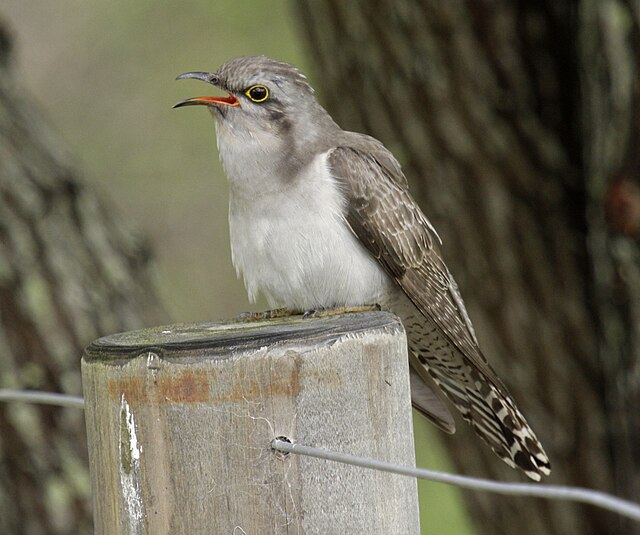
[2,389,638,522]
[0,389,85,409]
[271,438,640,522]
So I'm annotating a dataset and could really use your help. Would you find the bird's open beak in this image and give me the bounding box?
[173,71,239,108]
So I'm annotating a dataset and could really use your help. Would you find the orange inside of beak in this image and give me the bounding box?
[188,95,239,106]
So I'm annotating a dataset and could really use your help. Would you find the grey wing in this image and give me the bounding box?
[328,144,551,480]
[329,145,495,381]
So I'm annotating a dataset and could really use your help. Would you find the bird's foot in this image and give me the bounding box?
[236,308,299,322]
[302,304,381,319]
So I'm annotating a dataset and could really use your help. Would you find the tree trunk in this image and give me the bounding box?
[0,16,164,535]
[295,1,640,534]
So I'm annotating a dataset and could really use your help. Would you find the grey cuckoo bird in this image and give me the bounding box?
[174,55,551,481]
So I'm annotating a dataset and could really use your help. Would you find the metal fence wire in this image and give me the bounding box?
[1,389,639,522]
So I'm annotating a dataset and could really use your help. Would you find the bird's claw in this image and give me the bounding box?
[302,304,382,319]
[236,308,296,322]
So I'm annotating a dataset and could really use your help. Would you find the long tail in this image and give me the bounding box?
[405,315,551,480]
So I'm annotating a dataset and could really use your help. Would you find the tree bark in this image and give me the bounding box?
[0,16,164,535]
[296,1,640,533]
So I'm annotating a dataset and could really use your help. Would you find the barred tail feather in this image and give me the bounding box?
[418,348,551,480]
[401,310,551,480]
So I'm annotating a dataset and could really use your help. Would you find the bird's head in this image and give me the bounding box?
[174,56,339,183]
[175,56,330,141]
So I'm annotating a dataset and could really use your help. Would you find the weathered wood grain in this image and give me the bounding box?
[82,311,420,534]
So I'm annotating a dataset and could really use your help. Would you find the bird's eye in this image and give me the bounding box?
[245,85,269,103]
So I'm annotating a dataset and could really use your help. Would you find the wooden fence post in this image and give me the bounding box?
[81,311,421,534]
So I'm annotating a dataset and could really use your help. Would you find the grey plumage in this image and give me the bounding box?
[175,55,551,480]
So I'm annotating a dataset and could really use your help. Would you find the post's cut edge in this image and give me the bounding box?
[82,311,405,362]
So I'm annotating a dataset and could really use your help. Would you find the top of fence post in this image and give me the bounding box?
[82,311,421,534]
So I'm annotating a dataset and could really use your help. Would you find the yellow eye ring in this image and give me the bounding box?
[245,84,269,103]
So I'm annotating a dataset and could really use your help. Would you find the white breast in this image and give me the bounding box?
[227,151,393,310]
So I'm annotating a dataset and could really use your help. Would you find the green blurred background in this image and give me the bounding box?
[3,1,473,532]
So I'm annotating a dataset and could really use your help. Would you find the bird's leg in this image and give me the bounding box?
[303,304,381,319]
[236,308,300,322]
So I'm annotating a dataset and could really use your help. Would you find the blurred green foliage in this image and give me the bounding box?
[3,1,473,532]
